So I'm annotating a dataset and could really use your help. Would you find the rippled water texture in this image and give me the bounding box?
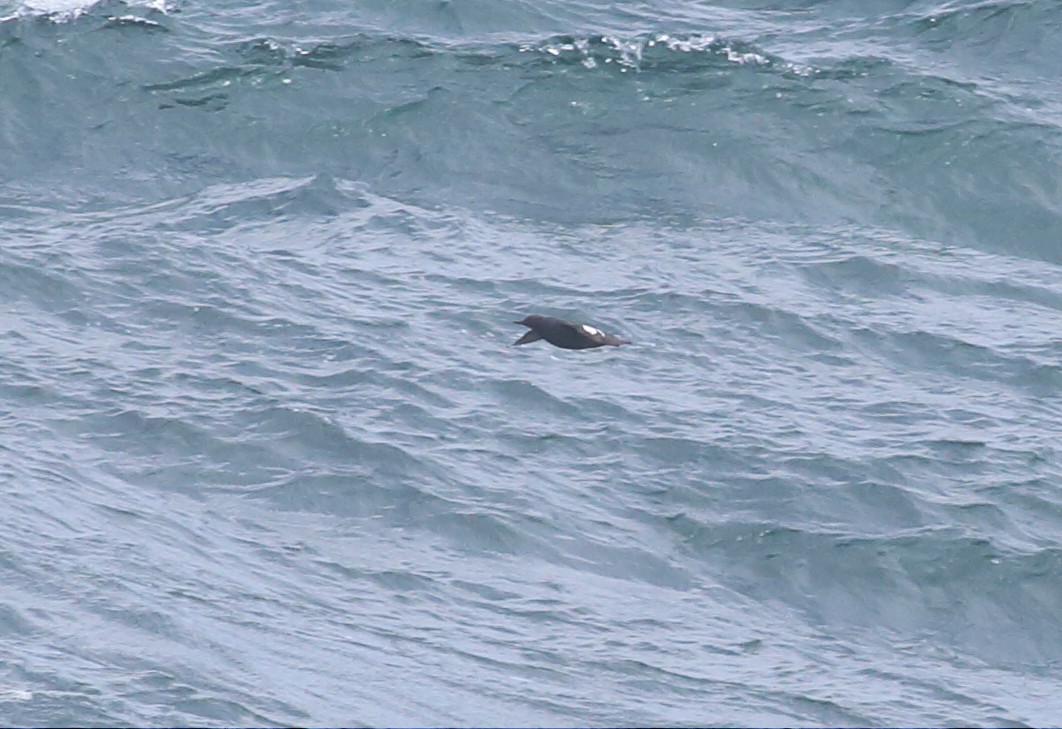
[1,0,1061,725]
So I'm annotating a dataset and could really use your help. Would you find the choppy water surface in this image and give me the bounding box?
[1,0,1061,725]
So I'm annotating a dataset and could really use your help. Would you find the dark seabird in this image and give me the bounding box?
[513,315,630,350]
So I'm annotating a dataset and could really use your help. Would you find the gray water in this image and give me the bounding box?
[1,0,1061,725]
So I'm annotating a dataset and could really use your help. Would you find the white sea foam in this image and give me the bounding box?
[15,0,166,20]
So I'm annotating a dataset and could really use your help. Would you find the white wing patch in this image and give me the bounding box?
[581,325,601,336]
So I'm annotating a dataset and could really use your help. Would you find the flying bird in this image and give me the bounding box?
[513,315,630,350]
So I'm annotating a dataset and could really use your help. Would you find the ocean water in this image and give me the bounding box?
[1,0,1061,725]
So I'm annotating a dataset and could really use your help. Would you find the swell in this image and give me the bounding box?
[4,4,1062,263]
[667,514,1062,663]
[2,3,1062,724]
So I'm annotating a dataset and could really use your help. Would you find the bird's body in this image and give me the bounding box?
[513,315,629,350]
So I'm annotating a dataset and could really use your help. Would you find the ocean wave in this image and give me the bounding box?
[3,0,1062,724]
[3,0,166,22]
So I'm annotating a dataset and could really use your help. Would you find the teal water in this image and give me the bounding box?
[1,0,1061,725]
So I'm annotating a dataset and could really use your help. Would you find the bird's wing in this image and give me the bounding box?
[513,330,544,346]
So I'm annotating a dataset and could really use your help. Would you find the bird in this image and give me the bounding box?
[513,315,630,350]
